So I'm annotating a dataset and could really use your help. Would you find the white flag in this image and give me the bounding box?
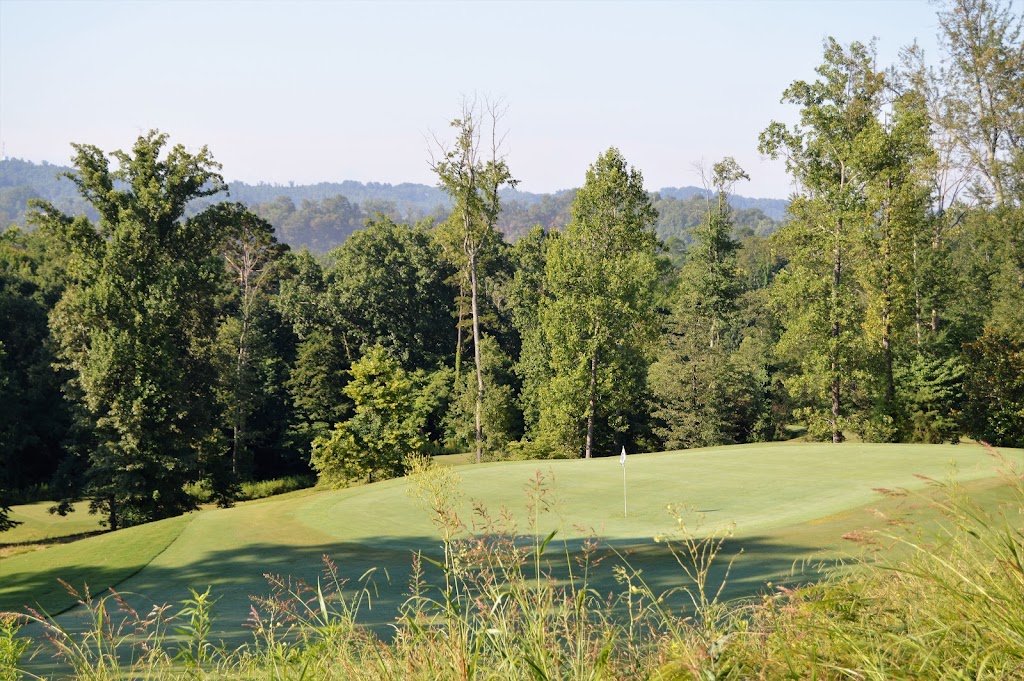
[619,446,627,466]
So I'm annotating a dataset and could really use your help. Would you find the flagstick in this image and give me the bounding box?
[622,464,627,518]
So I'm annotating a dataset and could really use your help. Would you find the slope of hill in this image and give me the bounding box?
[3,442,1019,653]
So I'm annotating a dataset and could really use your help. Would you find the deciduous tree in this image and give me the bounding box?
[538,148,659,459]
[36,131,228,529]
[759,39,886,442]
[431,98,517,462]
[311,345,425,485]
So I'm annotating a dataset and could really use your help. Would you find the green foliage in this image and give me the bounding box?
[0,613,28,680]
[0,342,14,532]
[327,216,456,371]
[210,203,291,485]
[311,346,425,485]
[760,39,889,442]
[37,131,229,529]
[443,334,521,456]
[649,159,780,449]
[507,226,554,441]
[286,328,350,454]
[962,327,1024,447]
[0,226,71,516]
[897,352,966,443]
[538,148,659,458]
[274,249,351,456]
[253,194,367,252]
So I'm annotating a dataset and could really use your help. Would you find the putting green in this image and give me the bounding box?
[3,442,1021,649]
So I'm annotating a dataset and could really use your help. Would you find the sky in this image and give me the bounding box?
[0,0,949,199]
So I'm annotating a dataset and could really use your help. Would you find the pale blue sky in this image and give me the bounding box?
[1,0,946,198]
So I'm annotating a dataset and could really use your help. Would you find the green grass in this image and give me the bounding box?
[0,502,105,550]
[3,442,1021,653]
[0,514,191,616]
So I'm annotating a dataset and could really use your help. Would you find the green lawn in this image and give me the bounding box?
[3,442,1021,648]
[0,514,191,615]
[0,501,105,551]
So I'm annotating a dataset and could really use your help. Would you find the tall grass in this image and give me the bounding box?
[7,446,1024,679]
[664,443,1024,679]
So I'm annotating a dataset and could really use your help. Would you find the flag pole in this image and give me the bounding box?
[619,446,627,518]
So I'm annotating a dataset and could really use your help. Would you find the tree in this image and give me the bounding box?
[443,334,521,456]
[211,204,287,479]
[649,159,765,449]
[327,216,456,372]
[0,342,19,532]
[0,226,72,506]
[35,131,228,529]
[962,327,1024,447]
[507,225,554,442]
[934,0,1023,207]
[431,98,517,462]
[274,250,349,456]
[311,345,425,486]
[928,0,1024,377]
[538,148,659,459]
[759,39,887,442]
[818,73,937,442]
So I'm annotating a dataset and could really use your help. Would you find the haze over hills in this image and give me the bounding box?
[0,157,788,251]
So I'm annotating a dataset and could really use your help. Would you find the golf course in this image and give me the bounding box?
[4,441,1021,655]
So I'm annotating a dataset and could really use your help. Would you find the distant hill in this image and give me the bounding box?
[655,186,789,221]
[1,158,789,251]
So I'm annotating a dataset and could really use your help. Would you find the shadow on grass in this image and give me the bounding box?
[0,530,108,551]
[7,530,843,634]
[9,525,875,679]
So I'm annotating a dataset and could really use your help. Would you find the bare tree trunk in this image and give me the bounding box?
[913,236,922,347]
[454,281,465,387]
[585,353,598,459]
[881,196,895,420]
[831,221,843,444]
[470,251,484,464]
[232,331,247,476]
[108,497,119,532]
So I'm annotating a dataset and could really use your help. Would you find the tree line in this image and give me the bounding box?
[0,0,1021,532]
[2,159,783,252]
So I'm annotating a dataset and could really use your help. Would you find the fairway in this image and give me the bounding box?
[4,442,1022,650]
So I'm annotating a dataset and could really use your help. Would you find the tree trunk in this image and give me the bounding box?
[881,195,895,419]
[108,496,119,532]
[232,340,246,476]
[913,236,922,347]
[453,281,465,387]
[469,251,484,464]
[585,353,598,459]
[831,221,843,444]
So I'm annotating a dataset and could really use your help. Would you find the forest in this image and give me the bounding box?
[0,158,786,250]
[0,0,1021,534]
